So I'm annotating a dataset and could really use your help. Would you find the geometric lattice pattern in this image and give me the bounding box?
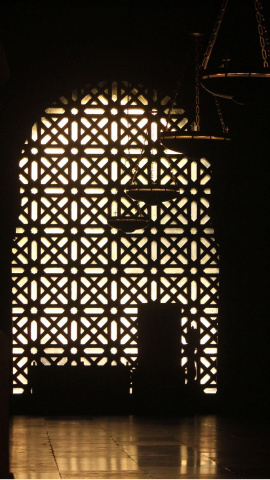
[12,81,219,395]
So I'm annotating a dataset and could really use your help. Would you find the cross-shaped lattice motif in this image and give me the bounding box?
[12,80,219,395]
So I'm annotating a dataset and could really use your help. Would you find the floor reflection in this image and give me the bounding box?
[10,414,270,479]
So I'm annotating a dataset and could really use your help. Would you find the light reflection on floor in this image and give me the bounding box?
[9,415,270,479]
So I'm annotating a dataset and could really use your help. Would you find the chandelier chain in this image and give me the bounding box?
[201,0,229,70]
[195,37,200,131]
[214,97,229,134]
[165,70,186,132]
[255,0,269,68]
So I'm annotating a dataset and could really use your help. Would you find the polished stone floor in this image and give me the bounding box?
[9,414,270,479]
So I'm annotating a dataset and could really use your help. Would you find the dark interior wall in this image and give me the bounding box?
[0,330,10,476]
[0,0,269,434]
[0,0,221,335]
[212,98,270,412]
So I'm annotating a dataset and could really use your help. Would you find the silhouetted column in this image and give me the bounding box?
[211,97,270,413]
[133,303,185,413]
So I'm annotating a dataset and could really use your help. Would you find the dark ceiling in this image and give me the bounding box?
[1,0,269,114]
[0,1,221,94]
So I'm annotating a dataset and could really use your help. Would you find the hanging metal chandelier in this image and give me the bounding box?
[107,200,150,233]
[160,33,231,158]
[200,0,270,104]
[125,152,179,205]
[161,130,231,159]
[126,184,180,205]
[107,215,150,232]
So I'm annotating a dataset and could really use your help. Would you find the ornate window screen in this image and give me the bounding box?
[12,81,219,396]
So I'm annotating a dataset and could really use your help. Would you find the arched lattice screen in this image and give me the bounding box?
[12,81,219,395]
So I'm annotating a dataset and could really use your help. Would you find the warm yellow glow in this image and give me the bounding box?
[12,82,219,394]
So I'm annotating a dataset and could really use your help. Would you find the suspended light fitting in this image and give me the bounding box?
[107,216,150,233]
[160,33,231,158]
[200,0,270,104]
[161,130,231,159]
[125,152,179,205]
[107,200,150,233]
[126,184,180,205]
